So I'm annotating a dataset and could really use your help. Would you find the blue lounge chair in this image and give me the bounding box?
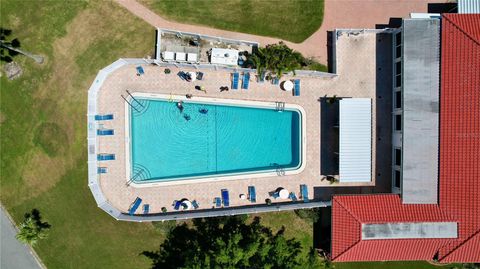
[136,66,144,76]
[214,197,221,208]
[242,72,250,89]
[97,167,108,174]
[95,114,114,121]
[221,189,230,207]
[248,186,256,203]
[293,79,300,96]
[272,77,280,85]
[173,200,182,210]
[128,197,142,215]
[97,129,114,136]
[231,72,239,90]
[192,200,199,209]
[300,184,309,202]
[288,192,298,202]
[272,192,280,199]
[143,204,150,214]
[97,154,115,161]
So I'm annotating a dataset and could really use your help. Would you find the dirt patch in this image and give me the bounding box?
[0,112,6,125]
[22,150,67,198]
[3,61,23,80]
[33,122,68,157]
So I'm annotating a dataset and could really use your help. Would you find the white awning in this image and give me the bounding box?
[339,98,372,182]
[210,48,238,65]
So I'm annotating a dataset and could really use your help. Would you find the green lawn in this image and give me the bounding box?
[0,1,315,268]
[140,0,324,43]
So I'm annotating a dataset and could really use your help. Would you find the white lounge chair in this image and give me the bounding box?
[162,51,175,61]
[187,53,198,63]
[175,52,187,62]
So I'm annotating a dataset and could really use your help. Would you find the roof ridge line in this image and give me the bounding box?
[331,198,363,261]
[333,197,363,223]
[439,228,480,261]
[443,14,480,46]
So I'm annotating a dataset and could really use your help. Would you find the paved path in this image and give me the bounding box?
[115,0,443,64]
[1,207,43,269]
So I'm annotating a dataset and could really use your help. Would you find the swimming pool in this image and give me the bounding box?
[127,95,304,184]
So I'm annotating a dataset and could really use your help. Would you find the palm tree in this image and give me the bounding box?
[15,209,50,246]
[0,28,43,63]
[248,42,304,79]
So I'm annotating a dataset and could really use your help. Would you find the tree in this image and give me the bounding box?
[250,42,304,79]
[15,209,51,246]
[0,27,43,63]
[142,215,319,269]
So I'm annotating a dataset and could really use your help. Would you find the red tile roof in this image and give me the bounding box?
[331,14,480,263]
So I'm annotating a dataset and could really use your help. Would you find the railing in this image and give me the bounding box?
[115,200,332,222]
[275,102,285,112]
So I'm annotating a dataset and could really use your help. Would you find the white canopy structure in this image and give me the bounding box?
[339,98,372,182]
[210,48,239,65]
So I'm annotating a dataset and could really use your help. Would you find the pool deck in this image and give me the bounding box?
[95,31,392,214]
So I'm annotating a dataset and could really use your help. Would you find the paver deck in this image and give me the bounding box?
[96,32,390,214]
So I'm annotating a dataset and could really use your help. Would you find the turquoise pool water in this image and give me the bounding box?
[130,99,302,182]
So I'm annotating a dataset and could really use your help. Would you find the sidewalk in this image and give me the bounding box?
[0,207,44,269]
[115,0,442,64]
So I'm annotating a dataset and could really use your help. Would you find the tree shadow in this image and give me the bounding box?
[1,27,22,62]
[26,208,51,230]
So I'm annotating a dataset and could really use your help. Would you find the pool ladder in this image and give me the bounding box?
[276,167,286,176]
[275,102,285,112]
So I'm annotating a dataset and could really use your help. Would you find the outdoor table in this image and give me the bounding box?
[279,189,289,199]
[283,80,293,91]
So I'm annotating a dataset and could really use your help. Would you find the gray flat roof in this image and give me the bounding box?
[401,18,440,204]
[362,222,458,240]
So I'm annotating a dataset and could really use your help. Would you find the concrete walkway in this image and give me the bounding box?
[115,0,443,64]
[1,207,43,269]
